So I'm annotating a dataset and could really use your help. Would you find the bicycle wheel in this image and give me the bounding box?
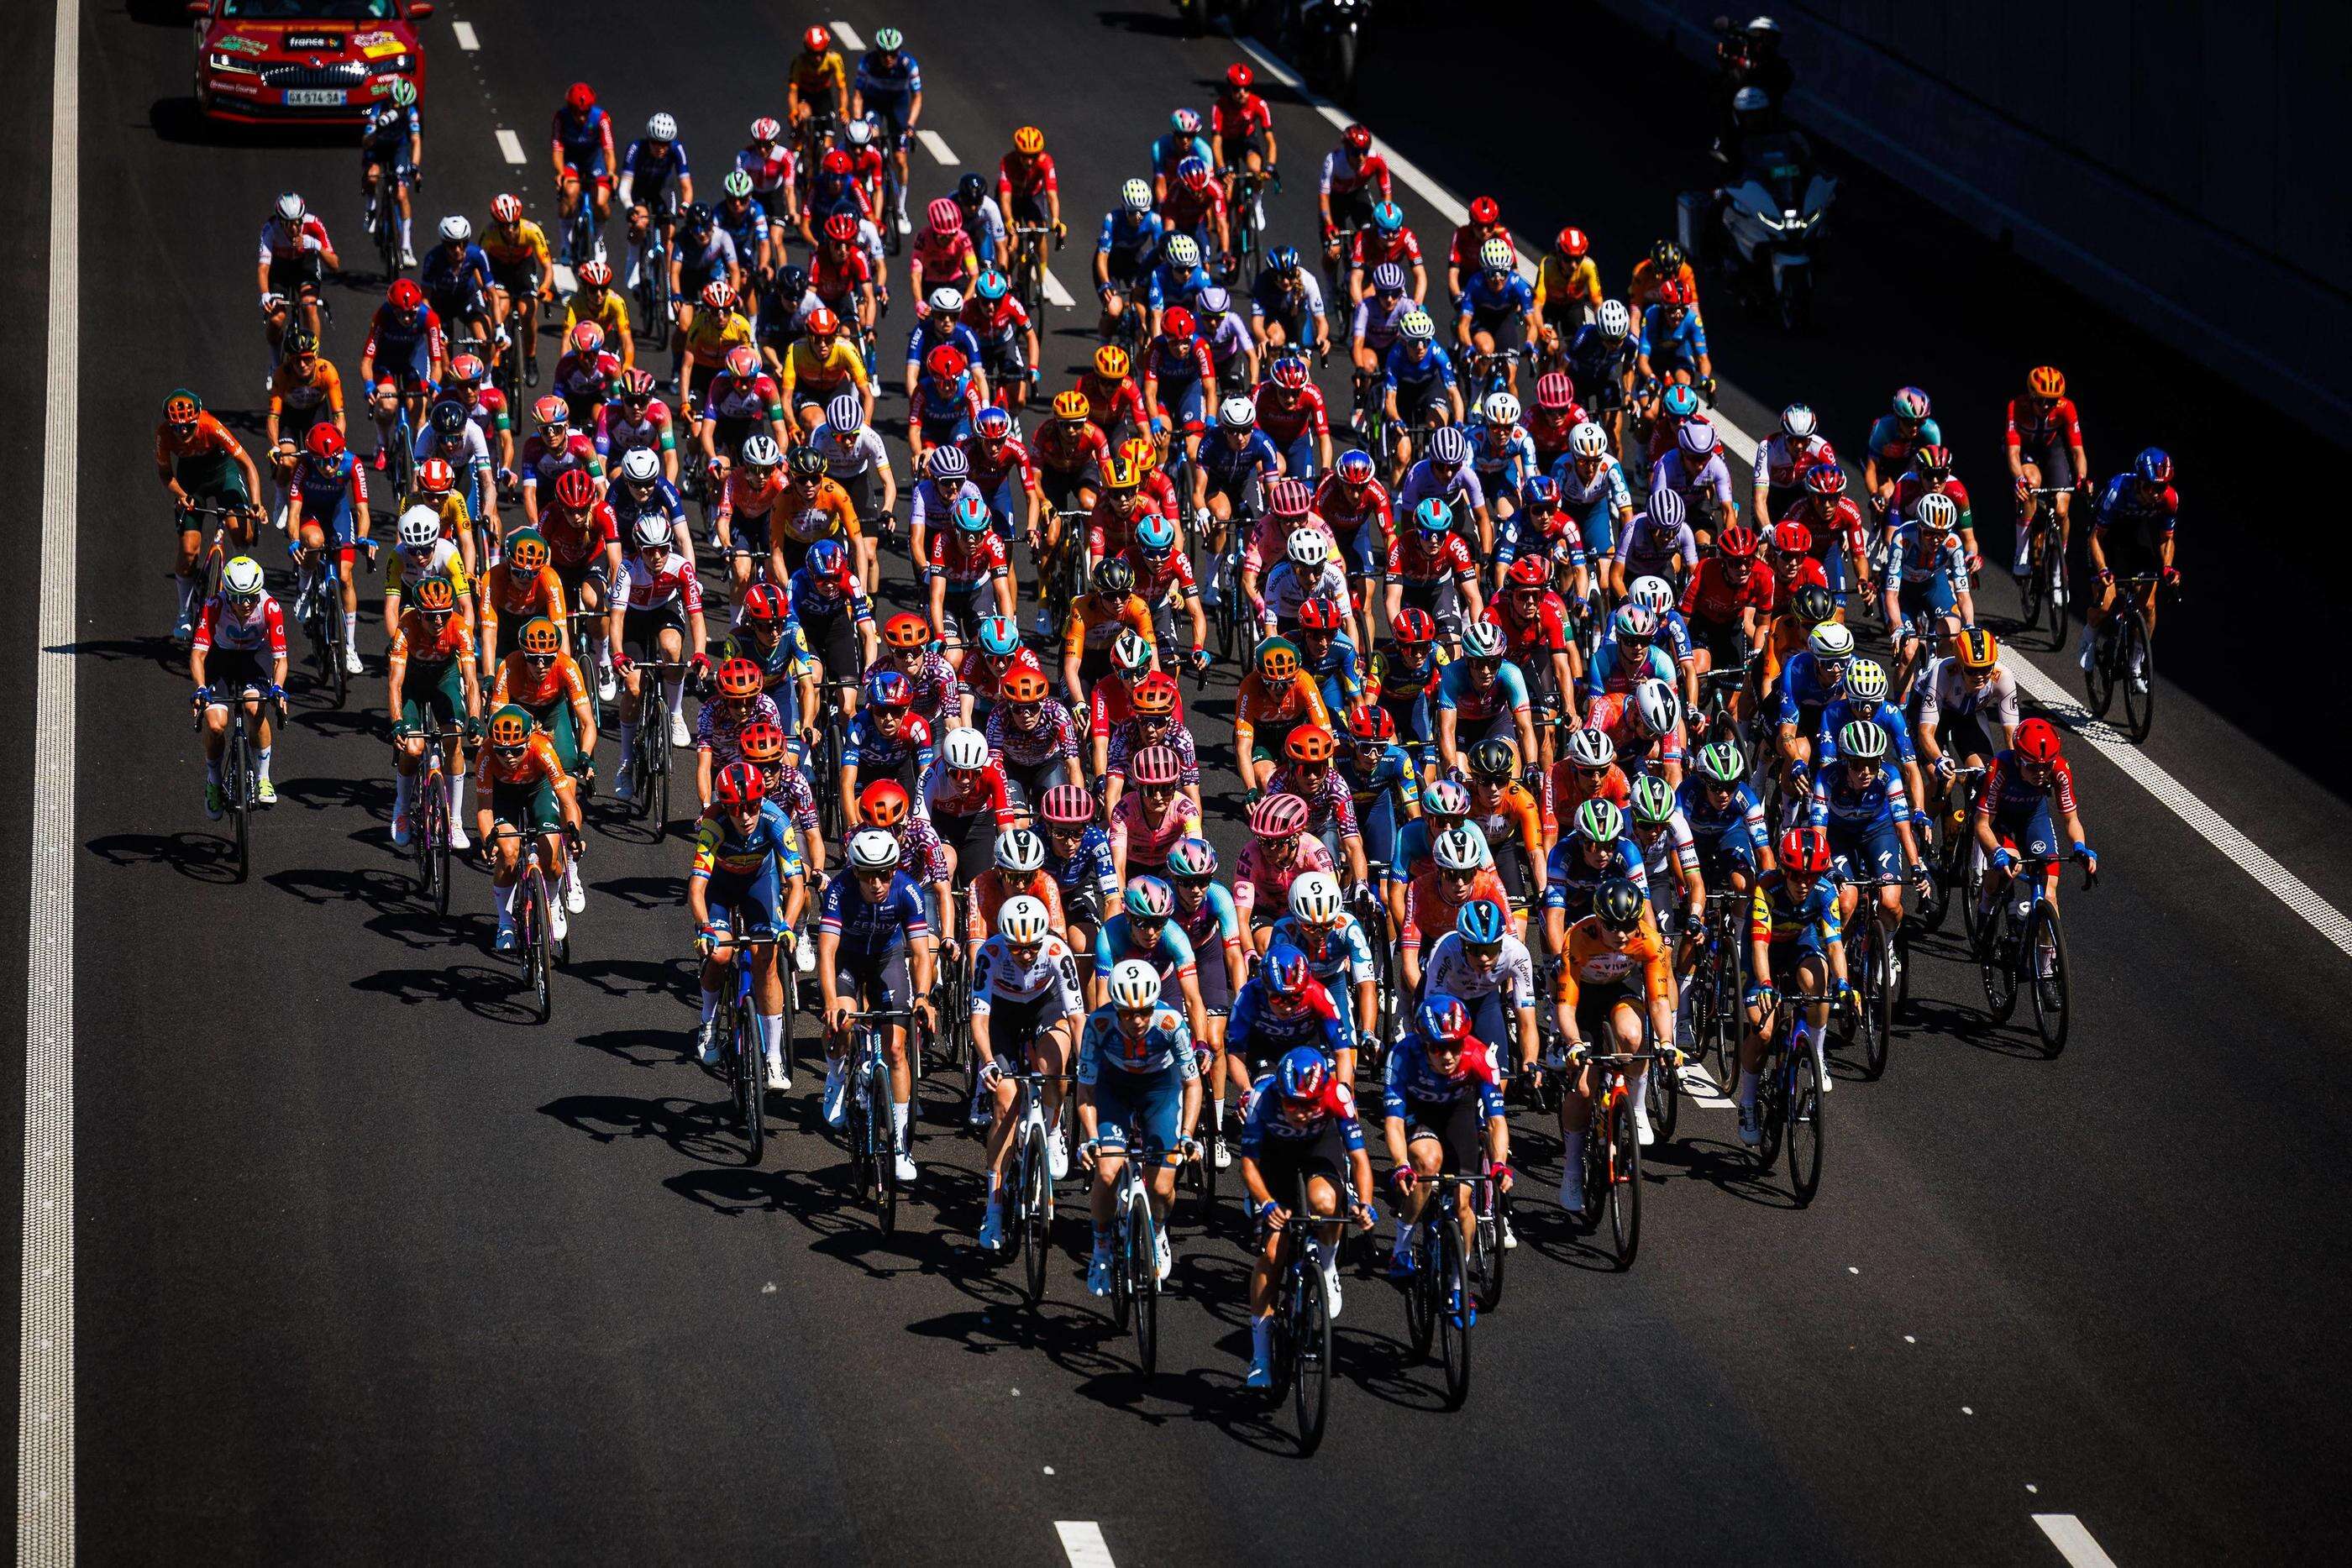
[1468,1184,1505,1311]
[1912,815,1949,933]
[650,709,673,824]
[1982,908,2022,1022]
[2028,902,2071,1057]
[525,873,554,1024]
[1606,1095,1641,1270]
[1713,931,1744,1090]
[1021,1122,1053,1304]
[1860,923,1893,1081]
[846,1068,874,1203]
[227,725,252,884]
[629,714,659,822]
[2120,609,2155,743]
[737,1002,765,1165]
[2041,538,2068,648]
[1756,1041,1788,1171]
[1649,1050,1680,1146]
[1433,1214,1470,1411]
[1787,1041,1824,1204]
[1129,1199,1158,1374]
[2018,524,2047,631]
[2082,620,2118,719]
[871,1061,898,1236]
[1404,1219,1437,1356]
[1957,837,1988,953]
[1291,1260,1333,1452]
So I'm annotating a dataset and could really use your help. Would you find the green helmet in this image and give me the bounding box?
[1573,798,1625,844]
[874,25,905,50]
[1695,740,1745,786]
[1630,773,1677,827]
[388,77,418,108]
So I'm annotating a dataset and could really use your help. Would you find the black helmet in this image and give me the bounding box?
[1467,736,1517,780]
[683,202,712,232]
[788,445,827,479]
[1793,583,1835,625]
[428,400,467,434]
[957,172,987,205]
[776,265,809,300]
[1593,877,1646,931]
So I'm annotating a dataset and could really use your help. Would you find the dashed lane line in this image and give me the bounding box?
[2033,1514,2120,1568]
[917,128,958,166]
[453,19,480,50]
[495,128,528,165]
[830,21,865,52]
[1042,269,1075,309]
[1055,1523,1115,1568]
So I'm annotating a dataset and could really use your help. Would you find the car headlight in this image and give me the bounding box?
[207,51,260,75]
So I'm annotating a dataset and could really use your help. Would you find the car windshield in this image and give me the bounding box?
[220,0,398,19]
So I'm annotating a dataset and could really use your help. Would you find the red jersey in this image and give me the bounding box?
[957,645,1045,706]
[1527,403,1592,467]
[811,244,874,304]
[1681,558,1774,626]
[1312,471,1394,553]
[959,433,1037,496]
[1252,382,1329,447]
[1483,591,1571,661]
[1447,223,1518,271]
[1088,495,1170,564]
[2005,396,2084,451]
[1890,474,1974,522]
[520,432,601,495]
[542,501,620,569]
[1211,91,1273,141]
[1351,227,1424,272]
[1032,417,1110,476]
[1386,529,1477,584]
[997,152,1058,202]
[1077,374,1148,437]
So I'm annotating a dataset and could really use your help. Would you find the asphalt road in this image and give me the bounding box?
[13,2,2351,1563]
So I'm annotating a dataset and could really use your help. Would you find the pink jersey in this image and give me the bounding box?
[1231,836,1336,923]
[1110,790,1201,870]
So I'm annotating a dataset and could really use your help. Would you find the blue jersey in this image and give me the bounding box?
[1435,658,1530,723]
[1461,271,1534,317]
[1344,743,1419,815]
[1816,697,1918,766]
[1226,975,1351,1064]
[1543,837,1650,912]
[715,197,769,258]
[1238,1076,1366,1157]
[1149,131,1214,176]
[620,137,691,194]
[1381,339,1457,396]
[1045,825,1120,906]
[785,567,874,626]
[361,102,418,160]
[692,800,806,884]
[1267,914,1376,998]
[842,710,935,775]
[611,475,686,530]
[1677,776,1770,859]
[421,242,492,301]
[905,317,984,371]
[1773,649,1847,731]
[819,868,932,962]
[1638,304,1709,365]
[1565,324,1637,394]
[2094,473,2178,538]
[1096,210,1164,271]
[1095,914,1200,983]
[1200,428,1280,490]
[1077,1004,1196,1080]
[1383,1036,1507,1119]
[1148,260,1212,312]
[855,50,923,107]
[1809,758,1911,834]
[1583,640,1677,701]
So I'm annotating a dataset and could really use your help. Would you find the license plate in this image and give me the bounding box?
[286,88,345,107]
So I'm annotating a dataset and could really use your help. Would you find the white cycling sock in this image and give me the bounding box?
[399,214,412,247]
[699,988,719,1025]
[255,746,272,781]
[759,1014,783,1057]
[447,771,466,820]
[344,609,359,645]
[890,1099,911,1152]
[663,671,686,719]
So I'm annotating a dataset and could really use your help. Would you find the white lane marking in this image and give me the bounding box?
[2033,1514,2120,1568]
[496,128,528,165]
[549,264,577,296]
[1236,31,2352,963]
[1055,1522,1115,1568]
[21,0,79,1560]
[452,19,480,50]
[1041,270,1075,309]
[829,21,865,52]
[917,128,958,166]
[1677,1063,1732,1109]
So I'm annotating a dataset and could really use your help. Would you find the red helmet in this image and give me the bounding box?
[1342,703,1396,745]
[1225,62,1254,90]
[1534,371,1576,412]
[304,423,344,462]
[1772,521,1814,557]
[749,116,782,144]
[926,344,969,380]
[1178,160,1210,192]
[1161,305,1196,339]
[713,761,765,806]
[701,279,735,311]
[1267,475,1311,519]
[1802,461,1846,499]
[1555,226,1589,259]
[491,192,523,225]
[576,259,613,289]
[1296,596,1344,632]
[449,354,486,385]
[387,278,424,312]
[1657,278,1693,307]
[553,468,598,511]
[564,82,596,113]
[2015,717,2063,763]
[823,213,859,244]
[533,394,569,427]
[1269,356,1308,391]
[417,456,455,495]
[1717,524,1760,561]
[806,306,841,337]
[716,657,764,699]
[858,779,911,827]
[1390,606,1436,646]
[622,367,657,398]
[1506,553,1550,589]
[822,149,853,177]
[1342,123,1372,153]
[1779,826,1833,877]
[803,24,832,52]
[742,582,787,622]
[1468,196,1499,225]
[725,344,761,381]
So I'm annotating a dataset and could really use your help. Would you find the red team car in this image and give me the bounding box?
[189,0,433,126]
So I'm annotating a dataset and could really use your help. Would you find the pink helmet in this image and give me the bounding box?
[1248,792,1310,839]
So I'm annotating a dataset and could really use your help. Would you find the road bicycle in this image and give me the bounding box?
[706,926,783,1164]
[2083,571,2174,744]
[1749,987,1826,1206]
[1263,1171,1362,1455]
[294,536,372,709]
[1979,852,2095,1057]
[622,658,683,826]
[2014,485,2073,649]
[1841,873,1913,1081]
[1399,1169,1494,1410]
[1102,1135,1184,1377]
[983,1068,1072,1306]
[190,681,282,884]
[1225,167,1278,291]
[401,715,459,914]
[1008,223,1055,322]
[841,1007,915,1236]
[1557,1038,1659,1270]
[500,820,573,1025]
[1687,884,1747,1093]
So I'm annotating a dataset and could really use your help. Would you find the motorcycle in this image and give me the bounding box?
[1268,0,1370,104]
[1681,131,1835,331]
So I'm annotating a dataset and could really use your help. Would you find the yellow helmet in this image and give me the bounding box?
[1093,344,1130,380]
[1102,454,1142,491]
[1956,627,2000,671]
[1119,434,1160,475]
[1052,389,1089,422]
[1012,126,1046,156]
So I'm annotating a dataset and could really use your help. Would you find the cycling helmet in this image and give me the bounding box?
[783,446,827,481]
[1657,278,1694,308]
[844,829,900,873]
[1285,528,1329,569]
[1612,605,1658,644]
[1163,234,1200,270]
[1569,421,1609,459]
[1422,779,1470,822]
[880,611,930,652]
[396,506,443,550]
[1127,669,1178,716]
[1040,783,1094,825]
[1646,488,1687,531]
[1121,178,1153,213]
[865,669,916,710]
[932,727,985,774]
[1633,678,1681,736]
[1844,658,1890,704]
[1717,524,1761,564]
[701,278,736,312]
[1593,877,1646,931]
[1092,558,1136,598]
[1110,627,1152,674]
[1772,520,1814,557]
[1167,837,1217,880]
[2135,447,2174,485]
[1262,944,1312,999]
[1780,403,1817,441]
[1286,871,1342,925]
[738,720,786,767]
[951,493,993,535]
[975,615,1021,658]
[1915,491,1960,531]
[1334,449,1376,490]
[741,582,787,624]
[1628,576,1676,617]
[1094,343,1131,380]
[1912,443,1954,482]
[1677,420,1720,459]
[1484,391,1522,427]
[1249,792,1311,840]
[1399,309,1435,343]
[576,259,614,289]
[1285,725,1336,764]
[925,343,969,380]
[997,894,1052,946]
[1779,826,1833,876]
[1341,703,1396,746]
[738,433,781,470]
[1808,621,1855,662]
[1532,371,1575,412]
[438,214,472,244]
[1554,225,1589,259]
[1372,201,1404,234]
[1456,898,1508,945]
[1217,396,1257,432]
[928,445,970,481]
[506,528,551,573]
[1478,237,1515,274]
[1694,739,1745,786]
[428,400,467,435]
[1107,958,1163,1011]
[1431,826,1488,872]
[1661,384,1701,421]
[1629,773,1677,827]
[1956,627,1999,671]
[1793,584,1835,626]
[1370,262,1407,296]
[1565,726,1616,769]
[711,759,766,808]
[409,575,455,614]
[304,423,344,462]
[1299,592,1344,634]
[858,779,912,830]
[1891,385,1931,420]
[389,77,417,108]
[805,538,850,580]
[722,169,753,200]
[1838,719,1889,763]
[1267,476,1312,520]
[1275,1045,1328,1100]
[995,828,1047,874]
[518,616,562,657]
[387,277,425,312]
[1467,736,1517,779]
[1573,798,1625,845]
[2015,716,2063,762]
[1596,299,1631,338]
[1391,607,1438,645]
[2028,365,2066,399]
[1000,668,1050,705]
[1428,425,1467,469]
[827,392,864,433]
[1651,239,1684,272]
[1256,637,1300,681]
[643,111,678,141]
[1124,876,1177,921]
[1162,305,1197,340]
[1130,744,1182,788]
[222,555,266,601]
[1270,354,1310,391]
[1461,621,1507,661]
[1799,463,1847,506]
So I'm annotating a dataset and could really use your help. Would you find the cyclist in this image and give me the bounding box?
[1075,961,1200,1296]
[1378,310,1462,480]
[1541,798,1648,941]
[549,320,620,432]
[1815,658,1924,829]
[971,894,1085,1248]
[607,512,711,774]
[2077,448,2178,691]
[280,425,370,680]
[1384,499,1483,648]
[1107,734,1203,878]
[1095,179,1166,345]
[1532,225,1602,346]
[1861,385,1940,517]
[478,523,567,678]
[475,705,584,953]
[188,556,288,816]
[1240,1045,1376,1383]
[1811,718,1924,965]
[786,24,849,130]
[257,191,339,359]
[711,174,774,298]
[690,758,806,1088]
[837,669,935,828]
[1459,737,1546,921]
[2006,365,2088,582]
[596,367,676,485]
[1233,637,1332,794]
[554,255,626,382]
[1739,826,1845,1147]
[1250,246,1327,358]
[1454,239,1536,397]
[693,653,785,810]
[1649,420,1738,555]
[1425,894,1541,1097]
[1974,717,2097,931]
[1484,554,1580,754]
[1383,993,1511,1274]
[1748,402,1833,530]
[963,272,1038,410]
[1881,490,1973,697]
[1338,702,1421,877]
[1551,877,1677,1204]
[1400,826,1508,999]
[1679,738,1773,907]
[382,486,475,645]
[984,667,1084,812]
[358,278,446,472]
[1266,723,1369,889]
[1144,306,1219,464]
[816,828,937,1186]
[1774,619,1854,798]
[265,327,348,506]
[1916,627,2019,805]
[1890,443,1982,582]
[1678,524,1770,721]
[1563,299,1639,451]
[1266,869,1378,1061]
[1232,793,1336,953]
[549,83,616,265]
[360,79,423,268]
[998,125,1066,265]
[1434,623,1537,784]
[851,28,924,231]
[386,574,481,850]
[1635,280,1714,409]
[1317,120,1390,276]
[492,616,598,825]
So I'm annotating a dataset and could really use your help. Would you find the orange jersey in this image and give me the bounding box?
[967,868,1067,943]
[1467,781,1544,867]
[481,560,567,629]
[1542,760,1631,836]
[772,478,863,547]
[475,730,573,790]
[391,608,473,666]
[1063,591,1156,659]
[493,648,590,711]
[1402,865,1507,952]
[155,411,246,468]
[268,359,345,425]
[1233,669,1330,741]
[1554,910,1672,1008]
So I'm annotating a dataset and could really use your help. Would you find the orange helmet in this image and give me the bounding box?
[715,657,764,699]
[2028,365,2066,398]
[1012,126,1045,156]
[738,719,787,766]
[412,576,457,614]
[1132,670,1179,716]
[518,617,562,656]
[1285,724,1336,763]
[1001,669,1050,704]
[1093,345,1130,380]
[883,611,930,650]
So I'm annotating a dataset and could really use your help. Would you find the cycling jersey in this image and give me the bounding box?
[1423,931,1536,1006]
[972,933,1084,1012]
[789,49,848,98]
[693,799,806,882]
[1554,912,1672,1009]
[819,868,930,963]
[1436,659,1530,726]
[1227,975,1350,1067]
[617,548,703,613]
[1750,871,1841,950]
[1078,1004,1196,1082]
[984,699,1081,771]
[1232,837,1335,926]
[1384,1036,1506,1120]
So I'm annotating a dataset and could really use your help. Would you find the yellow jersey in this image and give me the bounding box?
[1534,254,1602,318]
[683,308,753,369]
[782,338,869,399]
[789,50,848,98]
[564,286,632,341]
[480,218,551,280]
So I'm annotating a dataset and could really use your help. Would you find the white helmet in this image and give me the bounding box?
[827,392,864,433]
[1431,826,1488,872]
[995,827,1046,873]
[1844,658,1890,704]
[397,506,443,550]
[1121,178,1153,214]
[1107,958,1163,1010]
[1478,237,1515,273]
[222,555,266,598]
[843,118,874,147]
[619,447,661,485]
[646,112,678,141]
[1569,420,1609,459]
[942,726,989,771]
[1287,869,1343,924]
[1596,298,1630,338]
[1460,621,1507,660]
[1780,402,1817,441]
[1284,528,1329,569]
[997,894,1051,943]
[1483,391,1521,427]
[1629,575,1677,616]
[1677,419,1719,458]
[1915,490,1960,531]
[848,827,902,871]
[439,214,472,244]
[927,286,964,315]
[1399,309,1436,342]
[1633,677,1681,736]
[1809,621,1856,661]
[632,515,672,549]
[1566,726,1617,768]
[740,434,781,468]
[275,191,307,223]
[1163,233,1200,270]
[1219,396,1257,430]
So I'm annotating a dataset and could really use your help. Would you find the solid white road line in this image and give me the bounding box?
[1055,1522,1116,1568]
[496,128,528,165]
[917,128,958,166]
[452,19,480,50]
[2033,1513,2120,1568]
[1237,32,2352,963]
[1042,270,1075,309]
[830,21,865,52]
[20,0,79,1560]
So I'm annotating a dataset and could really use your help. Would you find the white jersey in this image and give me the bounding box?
[812,421,890,482]
[1918,654,2020,731]
[1423,931,1536,1007]
[1634,810,1701,881]
[971,932,1085,1013]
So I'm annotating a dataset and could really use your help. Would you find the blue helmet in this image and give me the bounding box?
[974,404,1013,441]
[974,269,1010,302]
[1413,497,1452,534]
[1335,448,1375,486]
[1661,383,1700,420]
[1269,245,1301,274]
[805,537,848,580]
[975,614,1021,658]
[1135,511,1178,556]
[1262,941,1311,998]
[1275,1046,1328,1102]
[1415,992,1473,1049]
[1372,201,1404,234]
[864,668,914,709]
[1455,898,1509,946]
[952,493,993,534]
[2134,446,2174,485]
